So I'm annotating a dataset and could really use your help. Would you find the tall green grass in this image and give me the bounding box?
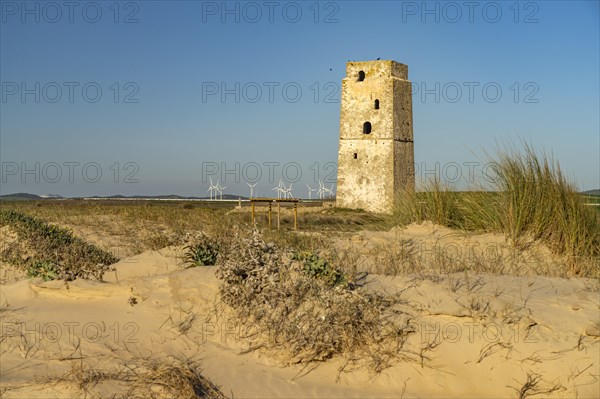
[491,144,599,263]
[392,143,600,274]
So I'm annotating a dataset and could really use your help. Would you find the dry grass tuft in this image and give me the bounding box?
[214,227,418,374]
[507,372,566,399]
[121,358,225,399]
[46,356,226,399]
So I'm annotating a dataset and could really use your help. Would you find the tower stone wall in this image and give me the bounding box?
[336,60,415,213]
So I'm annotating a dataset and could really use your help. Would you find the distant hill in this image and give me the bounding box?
[87,194,247,200]
[0,193,66,201]
[0,192,248,201]
[582,189,600,196]
[0,193,43,201]
[91,195,197,200]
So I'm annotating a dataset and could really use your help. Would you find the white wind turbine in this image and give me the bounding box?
[323,183,335,199]
[282,182,293,199]
[306,184,317,200]
[272,180,285,199]
[215,181,226,200]
[246,182,257,198]
[317,180,326,199]
[207,177,217,200]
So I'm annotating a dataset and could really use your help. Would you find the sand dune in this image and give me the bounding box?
[1,225,599,398]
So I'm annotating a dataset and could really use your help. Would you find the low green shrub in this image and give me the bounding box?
[292,251,347,287]
[184,234,219,267]
[26,260,60,281]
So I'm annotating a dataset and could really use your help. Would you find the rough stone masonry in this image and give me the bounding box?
[336,60,415,213]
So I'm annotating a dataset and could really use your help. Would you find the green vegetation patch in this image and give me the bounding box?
[292,251,347,287]
[184,233,220,267]
[0,209,118,281]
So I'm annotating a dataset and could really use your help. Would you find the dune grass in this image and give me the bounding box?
[391,143,599,275]
[492,144,598,265]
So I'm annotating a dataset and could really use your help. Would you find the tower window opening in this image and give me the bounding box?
[363,122,372,134]
[374,99,380,109]
[357,71,365,81]
[353,153,358,159]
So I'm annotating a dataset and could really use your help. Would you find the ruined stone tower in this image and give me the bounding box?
[336,60,415,213]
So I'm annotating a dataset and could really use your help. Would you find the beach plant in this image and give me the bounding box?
[26,260,60,281]
[184,233,219,267]
[292,251,347,287]
[215,228,418,372]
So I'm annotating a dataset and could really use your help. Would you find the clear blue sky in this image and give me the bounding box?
[1,0,598,197]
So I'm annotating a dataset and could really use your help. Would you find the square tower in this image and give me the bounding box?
[336,60,415,213]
